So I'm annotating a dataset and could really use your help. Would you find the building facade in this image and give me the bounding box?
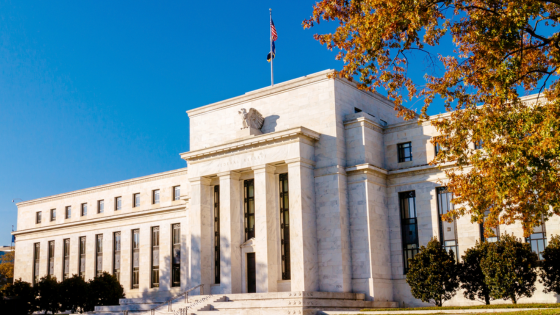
[13,70,560,306]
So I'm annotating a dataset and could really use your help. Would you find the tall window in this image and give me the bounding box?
[434,142,442,157]
[279,173,291,280]
[527,217,547,260]
[171,223,181,287]
[133,193,140,208]
[173,186,181,201]
[399,191,419,273]
[214,185,220,284]
[79,236,86,278]
[36,211,42,224]
[437,187,459,262]
[474,140,483,150]
[397,142,413,162]
[98,200,104,213]
[153,190,160,204]
[65,206,71,219]
[113,232,121,282]
[33,243,40,284]
[244,179,255,241]
[131,229,140,289]
[81,203,87,216]
[96,234,103,277]
[480,210,499,242]
[63,239,70,280]
[115,197,122,211]
[48,241,55,276]
[50,209,56,222]
[151,227,160,287]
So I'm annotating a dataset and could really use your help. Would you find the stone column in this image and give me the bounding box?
[188,177,213,294]
[218,171,242,294]
[252,164,278,293]
[286,158,319,291]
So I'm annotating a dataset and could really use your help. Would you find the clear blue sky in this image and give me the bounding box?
[0,1,448,244]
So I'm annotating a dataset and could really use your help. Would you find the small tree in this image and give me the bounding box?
[481,234,538,304]
[0,250,14,290]
[406,237,459,306]
[59,274,87,313]
[540,234,560,295]
[459,241,492,305]
[84,272,125,312]
[34,275,60,314]
[3,279,35,315]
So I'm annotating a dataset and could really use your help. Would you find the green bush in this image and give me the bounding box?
[59,274,87,313]
[34,275,60,314]
[540,234,560,295]
[459,241,492,305]
[3,279,35,315]
[84,272,124,311]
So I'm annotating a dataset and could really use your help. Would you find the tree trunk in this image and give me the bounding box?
[511,294,517,304]
[484,293,490,305]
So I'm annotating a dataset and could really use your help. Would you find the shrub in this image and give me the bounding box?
[540,234,560,295]
[405,237,459,306]
[59,274,87,313]
[3,278,35,315]
[84,272,125,311]
[459,241,492,305]
[34,275,60,314]
[481,233,538,304]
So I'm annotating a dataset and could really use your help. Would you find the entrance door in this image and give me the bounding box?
[247,253,256,293]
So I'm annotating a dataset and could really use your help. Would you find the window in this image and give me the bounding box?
[96,234,103,277]
[173,186,181,201]
[36,211,42,224]
[279,173,291,280]
[33,243,40,285]
[437,187,458,262]
[480,210,499,243]
[354,107,362,113]
[98,200,104,214]
[244,179,255,241]
[434,142,442,156]
[399,191,419,273]
[527,217,547,260]
[115,197,122,211]
[50,209,56,222]
[171,224,181,287]
[65,206,71,219]
[133,193,140,208]
[48,241,55,276]
[63,239,70,280]
[79,236,86,278]
[151,227,160,287]
[81,203,87,216]
[131,229,140,289]
[397,142,413,162]
[214,185,220,284]
[113,232,121,282]
[153,190,160,204]
[474,140,483,150]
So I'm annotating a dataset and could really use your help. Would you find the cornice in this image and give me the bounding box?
[343,113,385,133]
[17,168,189,208]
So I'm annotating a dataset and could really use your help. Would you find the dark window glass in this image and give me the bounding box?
[474,140,483,150]
[151,227,159,287]
[63,239,70,280]
[98,200,104,213]
[65,206,71,219]
[527,217,547,260]
[133,193,140,208]
[96,234,103,277]
[48,241,55,276]
[171,224,181,287]
[81,203,87,216]
[279,173,291,280]
[244,179,255,241]
[115,197,122,211]
[33,243,40,285]
[131,229,140,289]
[398,142,413,162]
[214,186,220,284]
[79,236,86,278]
[113,232,121,282]
[437,187,458,262]
[434,143,442,156]
[50,209,56,221]
[480,210,499,243]
[36,212,42,224]
[174,186,181,201]
[399,191,419,273]
[153,190,160,204]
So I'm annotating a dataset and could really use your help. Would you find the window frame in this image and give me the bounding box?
[171,223,181,287]
[133,193,140,208]
[81,203,87,217]
[244,179,255,241]
[526,217,547,261]
[36,211,42,224]
[115,196,122,211]
[436,187,459,262]
[399,190,419,274]
[214,185,220,284]
[173,186,181,201]
[50,209,56,222]
[113,232,121,282]
[279,173,291,280]
[151,226,160,288]
[131,229,140,289]
[33,242,40,285]
[79,236,86,278]
[63,239,70,280]
[480,210,499,243]
[47,240,55,276]
[96,234,103,277]
[98,200,104,214]
[152,189,160,205]
[65,206,71,219]
[397,142,413,163]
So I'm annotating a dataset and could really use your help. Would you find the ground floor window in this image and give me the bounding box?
[172,223,181,287]
[399,191,418,273]
[279,173,290,280]
[436,187,459,262]
[527,217,547,260]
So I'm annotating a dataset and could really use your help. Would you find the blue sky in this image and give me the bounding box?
[0,1,450,244]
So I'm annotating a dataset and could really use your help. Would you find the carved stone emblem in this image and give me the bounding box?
[238,108,264,130]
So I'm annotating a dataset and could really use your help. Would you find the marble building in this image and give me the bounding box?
[12,70,560,309]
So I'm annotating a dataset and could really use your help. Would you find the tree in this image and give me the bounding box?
[84,272,125,312]
[304,0,560,236]
[0,250,14,289]
[540,234,560,295]
[405,238,459,306]
[3,279,35,315]
[459,241,492,305]
[34,275,60,314]
[480,234,538,304]
[59,274,87,313]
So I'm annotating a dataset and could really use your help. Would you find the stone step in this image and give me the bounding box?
[95,303,161,312]
[208,298,395,310]
[216,292,365,301]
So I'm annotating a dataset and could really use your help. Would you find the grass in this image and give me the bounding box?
[360,310,560,315]
[361,303,560,312]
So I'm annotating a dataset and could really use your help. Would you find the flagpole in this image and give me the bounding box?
[270,8,274,86]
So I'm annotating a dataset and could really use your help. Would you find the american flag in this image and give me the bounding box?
[271,19,278,41]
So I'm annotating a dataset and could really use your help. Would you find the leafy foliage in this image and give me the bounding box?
[459,241,492,305]
[481,234,538,304]
[0,250,14,290]
[59,274,87,313]
[304,0,560,236]
[34,275,60,314]
[84,272,125,312]
[3,279,35,315]
[540,234,560,295]
[405,238,459,306]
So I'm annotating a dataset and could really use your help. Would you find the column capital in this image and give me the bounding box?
[285,157,315,168]
[217,171,241,180]
[251,164,276,174]
[188,176,212,185]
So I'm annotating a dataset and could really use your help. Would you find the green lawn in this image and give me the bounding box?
[355,309,560,315]
[361,303,560,312]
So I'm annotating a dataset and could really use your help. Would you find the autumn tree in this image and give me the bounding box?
[540,234,560,295]
[459,241,492,305]
[0,250,14,289]
[304,0,560,236]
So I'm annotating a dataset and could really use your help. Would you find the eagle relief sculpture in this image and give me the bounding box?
[238,108,264,130]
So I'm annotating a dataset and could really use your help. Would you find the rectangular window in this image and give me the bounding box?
[36,211,42,224]
[50,209,56,222]
[96,234,103,277]
[244,179,255,241]
[480,210,499,243]
[214,185,220,284]
[398,142,413,162]
[151,227,159,287]
[173,186,181,201]
[153,190,160,204]
[113,232,121,282]
[48,241,55,276]
[527,217,547,260]
[437,187,459,262]
[65,206,71,219]
[279,173,291,280]
[63,239,70,280]
[399,191,419,273]
[131,229,140,289]
[133,193,140,208]
[98,200,104,214]
[474,140,483,150]
[81,203,87,216]
[115,197,122,211]
[171,223,181,287]
[33,243,40,285]
[79,236,86,278]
